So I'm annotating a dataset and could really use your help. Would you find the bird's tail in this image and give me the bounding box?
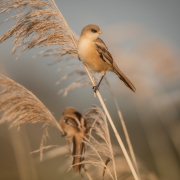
[72,133,85,173]
[114,65,136,92]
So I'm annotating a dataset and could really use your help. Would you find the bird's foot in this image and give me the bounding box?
[92,85,99,93]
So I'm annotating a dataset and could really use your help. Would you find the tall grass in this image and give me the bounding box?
[0,1,173,180]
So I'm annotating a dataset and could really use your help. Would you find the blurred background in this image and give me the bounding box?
[0,1,180,180]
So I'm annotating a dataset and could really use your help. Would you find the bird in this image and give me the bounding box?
[77,24,136,92]
[59,107,87,173]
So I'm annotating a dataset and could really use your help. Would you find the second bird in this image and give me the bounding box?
[59,107,87,173]
[77,24,136,92]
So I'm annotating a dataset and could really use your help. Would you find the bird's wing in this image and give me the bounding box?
[72,133,86,173]
[95,38,114,67]
[95,38,136,92]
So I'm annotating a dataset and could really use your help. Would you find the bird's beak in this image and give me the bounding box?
[98,30,102,34]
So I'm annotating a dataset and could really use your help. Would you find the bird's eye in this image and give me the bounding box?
[91,29,97,33]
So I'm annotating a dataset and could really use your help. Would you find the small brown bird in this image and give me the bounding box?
[77,24,136,92]
[59,107,87,173]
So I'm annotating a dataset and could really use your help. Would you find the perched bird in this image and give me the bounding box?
[77,24,136,92]
[59,107,87,173]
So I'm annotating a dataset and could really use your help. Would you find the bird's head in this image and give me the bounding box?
[80,24,102,41]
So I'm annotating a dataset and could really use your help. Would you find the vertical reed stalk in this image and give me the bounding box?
[85,67,139,180]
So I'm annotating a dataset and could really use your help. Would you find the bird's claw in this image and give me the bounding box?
[92,86,99,93]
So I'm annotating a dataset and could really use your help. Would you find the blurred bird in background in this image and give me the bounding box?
[77,24,136,92]
[59,107,88,173]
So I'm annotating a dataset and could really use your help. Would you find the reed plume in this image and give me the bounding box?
[82,106,116,179]
[0,74,59,128]
[0,74,62,159]
[0,0,77,60]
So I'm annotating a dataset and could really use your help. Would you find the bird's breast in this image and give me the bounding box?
[77,38,106,73]
[77,39,94,60]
